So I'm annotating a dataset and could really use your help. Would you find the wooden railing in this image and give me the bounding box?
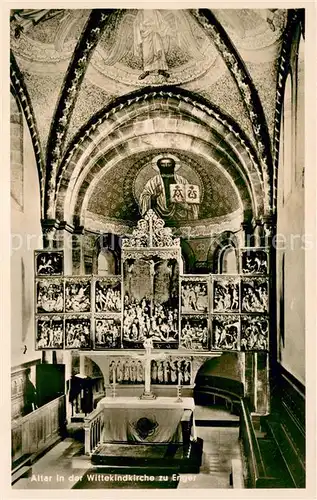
[84,406,104,456]
[11,395,65,465]
[240,398,266,487]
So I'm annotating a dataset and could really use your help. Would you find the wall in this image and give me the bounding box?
[276,30,305,385]
[11,94,42,371]
[198,352,243,382]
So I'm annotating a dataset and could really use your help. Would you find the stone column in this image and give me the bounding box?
[55,223,74,275]
[83,234,96,275]
[241,221,253,247]
[253,219,263,247]
[72,230,85,275]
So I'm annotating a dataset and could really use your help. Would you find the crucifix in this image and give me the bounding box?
[132,338,166,400]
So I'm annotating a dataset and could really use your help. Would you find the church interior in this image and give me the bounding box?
[10,8,306,490]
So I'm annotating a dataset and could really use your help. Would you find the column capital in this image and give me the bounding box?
[41,219,60,248]
[260,214,277,228]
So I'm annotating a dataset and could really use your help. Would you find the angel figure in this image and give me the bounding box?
[101,10,207,80]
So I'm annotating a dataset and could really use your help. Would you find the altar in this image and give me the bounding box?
[97,396,196,444]
[88,395,202,472]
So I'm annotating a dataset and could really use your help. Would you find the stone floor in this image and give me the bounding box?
[13,406,244,490]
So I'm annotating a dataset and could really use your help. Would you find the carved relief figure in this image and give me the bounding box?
[241,317,269,350]
[36,279,64,313]
[241,250,268,274]
[65,317,91,349]
[123,296,178,345]
[151,357,191,385]
[35,251,63,276]
[95,279,122,313]
[241,279,269,313]
[65,279,91,312]
[212,316,239,350]
[109,358,144,384]
[123,254,179,348]
[36,316,64,349]
[180,316,209,350]
[181,279,208,313]
[213,279,239,312]
[95,317,121,349]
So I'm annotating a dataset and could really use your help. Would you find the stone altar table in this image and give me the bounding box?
[97,396,196,443]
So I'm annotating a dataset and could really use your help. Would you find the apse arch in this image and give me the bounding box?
[54,87,267,225]
[58,130,259,226]
[75,136,253,224]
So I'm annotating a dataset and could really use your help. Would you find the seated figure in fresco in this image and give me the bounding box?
[139,157,199,221]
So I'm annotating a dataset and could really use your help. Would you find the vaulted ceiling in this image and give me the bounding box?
[10,8,302,233]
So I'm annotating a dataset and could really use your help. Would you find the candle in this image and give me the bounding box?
[178,371,181,387]
[192,418,197,441]
[112,366,116,386]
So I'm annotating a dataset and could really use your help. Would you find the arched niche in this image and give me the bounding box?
[91,233,122,275]
[207,232,239,274]
[98,250,116,276]
[220,246,238,274]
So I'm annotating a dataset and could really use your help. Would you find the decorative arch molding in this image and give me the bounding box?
[10,53,45,213]
[44,9,115,218]
[191,9,273,211]
[272,10,303,212]
[180,239,196,274]
[68,133,254,227]
[58,101,262,203]
[54,87,267,225]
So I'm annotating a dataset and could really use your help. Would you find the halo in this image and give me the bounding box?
[151,153,181,172]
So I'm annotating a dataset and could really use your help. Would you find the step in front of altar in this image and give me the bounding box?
[91,439,203,473]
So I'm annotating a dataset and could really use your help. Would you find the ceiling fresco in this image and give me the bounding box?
[10,8,296,225]
[11,8,287,155]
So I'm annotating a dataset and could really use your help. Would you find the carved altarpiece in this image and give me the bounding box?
[121,210,181,349]
[33,212,271,412]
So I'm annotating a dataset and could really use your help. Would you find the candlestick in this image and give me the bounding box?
[175,384,182,402]
[111,367,116,398]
